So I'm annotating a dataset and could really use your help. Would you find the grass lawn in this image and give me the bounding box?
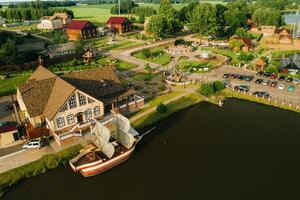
[178,60,212,73]
[59,5,131,24]
[132,93,203,128]
[272,50,300,58]
[204,47,239,65]
[0,73,31,97]
[0,145,82,197]
[131,72,150,81]
[222,89,300,114]
[93,37,144,51]
[50,56,137,72]
[132,46,172,66]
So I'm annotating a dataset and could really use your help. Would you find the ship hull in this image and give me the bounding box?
[69,142,137,177]
[81,146,136,177]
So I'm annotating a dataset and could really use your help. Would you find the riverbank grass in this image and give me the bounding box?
[223,89,300,114]
[132,93,203,128]
[0,145,82,197]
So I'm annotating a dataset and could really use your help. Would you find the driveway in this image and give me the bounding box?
[0,95,15,122]
[191,65,300,104]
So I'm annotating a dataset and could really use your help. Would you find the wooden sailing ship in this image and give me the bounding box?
[69,114,141,177]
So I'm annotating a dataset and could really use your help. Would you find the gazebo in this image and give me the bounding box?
[255,59,267,71]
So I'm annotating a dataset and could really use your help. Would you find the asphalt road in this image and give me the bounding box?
[0,95,15,122]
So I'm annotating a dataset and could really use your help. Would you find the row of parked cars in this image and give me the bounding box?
[223,72,298,92]
[233,85,270,98]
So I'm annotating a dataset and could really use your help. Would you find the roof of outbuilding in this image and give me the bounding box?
[0,124,17,134]
[106,17,130,25]
[66,20,91,30]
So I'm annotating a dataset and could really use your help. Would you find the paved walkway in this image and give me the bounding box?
[0,146,53,174]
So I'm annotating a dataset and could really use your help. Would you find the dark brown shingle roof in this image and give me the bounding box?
[62,66,128,102]
[19,65,134,119]
[19,66,75,119]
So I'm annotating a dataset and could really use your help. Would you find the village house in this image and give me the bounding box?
[261,26,276,37]
[65,20,97,40]
[275,28,293,44]
[106,17,132,34]
[0,17,6,26]
[53,13,72,26]
[16,65,144,144]
[42,42,77,59]
[37,13,71,30]
[230,35,253,52]
[37,16,64,30]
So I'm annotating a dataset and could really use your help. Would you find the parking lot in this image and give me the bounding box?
[0,95,15,122]
[193,65,300,104]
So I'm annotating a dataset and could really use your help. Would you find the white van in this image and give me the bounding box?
[23,138,45,149]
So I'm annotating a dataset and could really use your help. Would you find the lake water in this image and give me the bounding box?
[284,12,300,24]
[3,99,300,200]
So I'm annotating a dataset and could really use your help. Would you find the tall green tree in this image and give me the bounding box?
[252,8,283,27]
[188,3,219,36]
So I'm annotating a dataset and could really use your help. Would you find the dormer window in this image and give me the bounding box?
[68,94,77,109]
[78,92,86,106]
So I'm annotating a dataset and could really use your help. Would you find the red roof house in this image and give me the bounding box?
[106,17,132,34]
[66,20,97,41]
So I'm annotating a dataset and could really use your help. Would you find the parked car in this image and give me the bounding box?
[234,85,250,92]
[256,71,264,76]
[278,83,286,90]
[23,138,45,149]
[244,75,254,81]
[270,74,278,79]
[230,74,238,79]
[237,75,246,80]
[286,77,293,83]
[223,73,230,79]
[5,103,13,111]
[292,78,299,85]
[253,91,270,98]
[278,75,286,81]
[222,80,231,88]
[270,81,278,87]
[263,72,272,77]
[288,85,296,91]
[255,79,263,84]
[262,79,271,86]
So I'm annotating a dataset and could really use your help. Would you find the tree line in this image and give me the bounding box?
[0,8,74,21]
[146,0,286,38]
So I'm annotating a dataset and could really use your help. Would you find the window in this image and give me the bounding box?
[67,114,75,125]
[56,117,65,128]
[85,109,92,120]
[94,106,100,116]
[78,93,86,106]
[68,94,77,109]
[60,103,68,112]
[88,98,95,104]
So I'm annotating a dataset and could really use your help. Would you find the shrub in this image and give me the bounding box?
[264,66,279,74]
[198,83,214,96]
[174,39,185,46]
[141,48,151,58]
[157,103,168,113]
[213,80,225,92]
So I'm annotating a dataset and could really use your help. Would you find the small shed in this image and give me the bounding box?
[0,122,20,147]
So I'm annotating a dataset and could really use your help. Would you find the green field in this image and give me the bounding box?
[132,46,172,65]
[60,3,188,24]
